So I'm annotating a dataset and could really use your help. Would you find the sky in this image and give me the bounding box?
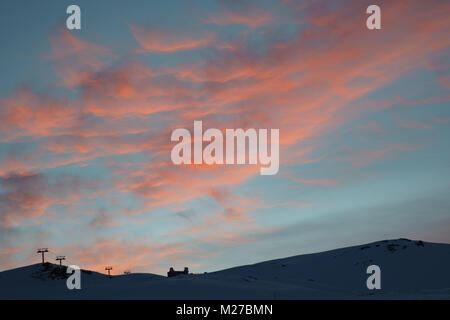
[0,0,449,275]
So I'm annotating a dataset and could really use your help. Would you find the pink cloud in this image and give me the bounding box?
[358,122,385,133]
[130,25,215,53]
[343,145,417,167]
[434,117,450,123]
[397,120,431,129]
[206,8,273,27]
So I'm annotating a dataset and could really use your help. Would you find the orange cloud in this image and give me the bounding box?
[398,120,431,129]
[206,8,273,27]
[343,145,417,167]
[0,172,98,228]
[434,117,450,123]
[292,178,339,186]
[358,122,385,133]
[130,25,215,53]
[0,87,76,142]
[50,28,112,88]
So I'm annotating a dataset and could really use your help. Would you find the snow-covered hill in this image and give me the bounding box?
[1,239,449,299]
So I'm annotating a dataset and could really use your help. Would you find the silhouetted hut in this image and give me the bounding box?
[167,267,189,277]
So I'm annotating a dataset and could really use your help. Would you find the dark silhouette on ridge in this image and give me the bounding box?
[37,248,48,264]
[167,267,189,277]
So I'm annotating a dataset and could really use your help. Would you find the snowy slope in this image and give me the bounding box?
[208,238,450,297]
[1,239,449,299]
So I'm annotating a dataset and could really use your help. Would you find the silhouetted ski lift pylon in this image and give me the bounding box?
[56,256,66,266]
[105,266,113,278]
[37,248,48,264]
